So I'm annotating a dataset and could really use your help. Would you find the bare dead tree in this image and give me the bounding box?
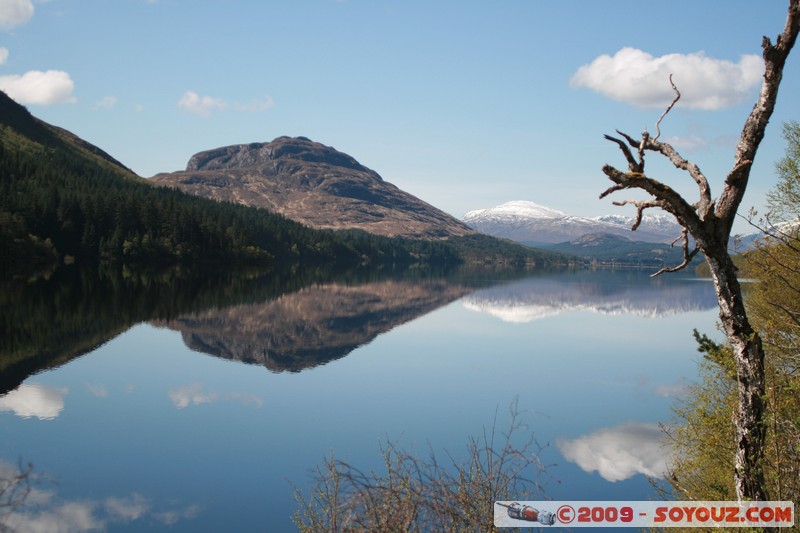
[601,0,800,502]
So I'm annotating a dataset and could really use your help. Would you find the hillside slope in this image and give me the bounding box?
[151,136,475,239]
[0,91,460,269]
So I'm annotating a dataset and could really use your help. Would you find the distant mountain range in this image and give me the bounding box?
[462,200,779,265]
[462,200,683,245]
[151,136,475,240]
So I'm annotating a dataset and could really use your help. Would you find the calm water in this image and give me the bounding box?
[0,267,720,531]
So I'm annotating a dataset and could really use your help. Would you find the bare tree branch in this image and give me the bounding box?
[609,199,665,230]
[600,165,704,239]
[603,134,642,173]
[597,1,800,502]
[653,74,680,143]
[646,138,714,219]
[652,227,699,277]
[717,2,800,232]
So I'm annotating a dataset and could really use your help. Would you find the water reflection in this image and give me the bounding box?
[154,280,472,372]
[463,271,717,322]
[0,383,67,420]
[0,263,485,392]
[0,458,200,532]
[0,267,719,531]
[167,383,264,409]
[557,422,671,482]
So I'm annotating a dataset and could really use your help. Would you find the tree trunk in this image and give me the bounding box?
[600,1,799,502]
[705,250,767,501]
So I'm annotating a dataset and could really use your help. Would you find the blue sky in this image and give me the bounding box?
[2,1,799,232]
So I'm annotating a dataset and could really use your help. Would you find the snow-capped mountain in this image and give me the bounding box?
[462,200,683,245]
[730,217,800,252]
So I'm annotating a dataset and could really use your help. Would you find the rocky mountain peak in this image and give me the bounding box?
[186,136,375,176]
[151,136,473,240]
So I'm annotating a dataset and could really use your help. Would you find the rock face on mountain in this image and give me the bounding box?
[150,136,474,239]
[462,200,682,245]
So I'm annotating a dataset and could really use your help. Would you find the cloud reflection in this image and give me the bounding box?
[653,383,689,398]
[86,384,109,398]
[0,460,200,532]
[557,422,670,482]
[0,383,67,420]
[168,384,264,410]
[168,383,218,409]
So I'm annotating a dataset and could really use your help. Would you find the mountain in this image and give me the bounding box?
[151,136,475,240]
[541,232,690,267]
[0,91,553,272]
[729,218,800,253]
[462,200,683,245]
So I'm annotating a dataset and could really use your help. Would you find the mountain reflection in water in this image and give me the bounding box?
[153,280,472,372]
[463,271,718,322]
[0,267,723,531]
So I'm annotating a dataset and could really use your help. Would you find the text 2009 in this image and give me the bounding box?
[577,506,634,523]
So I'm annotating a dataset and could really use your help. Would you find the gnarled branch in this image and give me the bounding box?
[646,138,714,220]
[609,199,666,231]
[653,74,680,142]
[603,77,712,221]
[652,227,699,277]
[599,165,704,239]
[603,133,642,173]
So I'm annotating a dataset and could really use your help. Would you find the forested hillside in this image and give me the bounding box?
[0,91,555,273]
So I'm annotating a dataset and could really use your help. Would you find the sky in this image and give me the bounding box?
[2,0,799,232]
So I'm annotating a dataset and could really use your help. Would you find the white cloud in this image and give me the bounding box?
[0,70,76,105]
[233,95,274,112]
[570,47,763,110]
[178,90,227,117]
[0,383,67,420]
[663,134,709,152]
[557,422,670,482]
[0,0,34,30]
[178,90,274,116]
[0,47,8,64]
[93,95,117,110]
[168,383,218,409]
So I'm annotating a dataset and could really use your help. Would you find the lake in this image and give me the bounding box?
[0,266,720,531]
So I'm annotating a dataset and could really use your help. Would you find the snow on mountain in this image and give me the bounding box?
[595,212,679,232]
[462,200,682,244]
[462,200,566,222]
[730,217,800,252]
